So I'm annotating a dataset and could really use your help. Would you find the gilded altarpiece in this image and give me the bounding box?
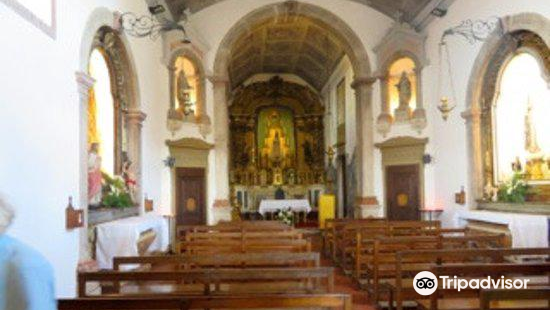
[229,77,325,210]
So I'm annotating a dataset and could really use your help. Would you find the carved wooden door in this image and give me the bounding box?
[176,168,206,226]
[386,165,420,221]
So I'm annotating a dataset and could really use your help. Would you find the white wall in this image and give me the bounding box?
[422,0,550,226]
[0,0,165,297]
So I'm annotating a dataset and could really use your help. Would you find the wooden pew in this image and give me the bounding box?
[336,221,442,274]
[177,238,311,254]
[58,294,353,310]
[327,218,387,262]
[418,262,550,310]
[113,252,320,271]
[177,221,291,239]
[393,247,550,310]
[357,234,505,305]
[480,287,550,310]
[78,267,334,297]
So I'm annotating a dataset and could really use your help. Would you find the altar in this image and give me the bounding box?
[258,199,311,216]
[95,213,169,269]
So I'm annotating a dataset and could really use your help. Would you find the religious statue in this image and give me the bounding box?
[511,156,522,173]
[524,98,541,154]
[176,69,194,115]
[396,71,412,108]
[260,110,292,169]
[122,160,137,203]
[524,98,544,180]
[88,143,102,207]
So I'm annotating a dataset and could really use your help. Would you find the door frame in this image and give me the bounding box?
[175,167,207,226]
[375,137,428,218]
[384,164,421,220]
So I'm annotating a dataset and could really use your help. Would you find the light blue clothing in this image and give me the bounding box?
[0,235,56,310]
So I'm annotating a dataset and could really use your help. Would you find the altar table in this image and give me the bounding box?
[95,213,169,269]
[258,199,311,216]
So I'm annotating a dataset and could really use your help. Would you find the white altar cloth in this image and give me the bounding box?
[258,199,311,215]
[96,213,169,269]
[455,210,548,248]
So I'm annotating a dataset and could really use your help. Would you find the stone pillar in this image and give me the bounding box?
[126,109,147,212]
[210,75,231,223]
[411,67,427,133]
[75,71,95,260]
[462,107,483,207]
[352,77,380,218]
[376,75,393,136]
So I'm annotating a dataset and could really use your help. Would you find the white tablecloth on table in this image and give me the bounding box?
[95,213,169,269]
[258,199,311,215]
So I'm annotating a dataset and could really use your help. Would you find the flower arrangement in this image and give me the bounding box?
[101,172,134,208]
[497,172,531,203]
[276,208,294,226]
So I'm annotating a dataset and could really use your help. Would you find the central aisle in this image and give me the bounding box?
[305,229,376,310]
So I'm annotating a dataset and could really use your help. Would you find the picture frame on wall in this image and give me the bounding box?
[0,0,56,39]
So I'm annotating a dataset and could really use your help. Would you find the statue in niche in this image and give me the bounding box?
[88,143,103,207]
[122,159,137,203]
[524,97,544,180]
[396,71,412,109]
[524,98,541,154]
[260,110,292,169]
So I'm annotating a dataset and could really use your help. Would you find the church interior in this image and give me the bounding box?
[0,0,549,309]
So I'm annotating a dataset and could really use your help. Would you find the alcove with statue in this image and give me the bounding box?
[229,77,326,219]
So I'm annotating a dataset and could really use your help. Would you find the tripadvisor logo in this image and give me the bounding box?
[413,271,438,296]
[413,271,530,296]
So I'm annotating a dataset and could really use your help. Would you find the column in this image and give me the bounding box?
[126,109,147,212]
[75,71,95,260]
[352,77,380,218]
[210,75,231,223]
[376,75,393,136]
[411,67,427,133]
[461,107,483,207]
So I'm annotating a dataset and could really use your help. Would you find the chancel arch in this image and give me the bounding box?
[212,1,378,217]
[464,12,550,206]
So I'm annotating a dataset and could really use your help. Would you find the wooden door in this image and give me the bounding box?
[176,168,206,226]
[386,165,420,221]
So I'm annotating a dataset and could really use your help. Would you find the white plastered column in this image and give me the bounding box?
[210,75,231,223]
[352,77,380,218]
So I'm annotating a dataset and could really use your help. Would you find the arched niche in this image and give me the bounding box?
[373,23,428,136]
[76,8,146,260]
[167,47,211,136]
[463,12,550,206]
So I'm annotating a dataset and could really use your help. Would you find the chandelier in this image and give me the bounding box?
[118,5,191,44]
[436,17,502,121]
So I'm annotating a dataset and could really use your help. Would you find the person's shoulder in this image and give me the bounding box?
[2,235,53,272]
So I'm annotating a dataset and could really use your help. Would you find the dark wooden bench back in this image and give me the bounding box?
[58,294,352,310]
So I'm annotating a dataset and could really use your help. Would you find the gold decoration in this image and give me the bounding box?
[185,198,197,212]
[397,193,409,207]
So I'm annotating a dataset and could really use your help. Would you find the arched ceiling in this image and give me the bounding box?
[165,0,443,27]
[227,15,346,90]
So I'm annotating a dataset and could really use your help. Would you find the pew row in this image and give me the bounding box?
[58,294,353,310]
[113,252,320,270]
[480,287,550,310]
[78,267,334,297]
[418,262,550,310]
